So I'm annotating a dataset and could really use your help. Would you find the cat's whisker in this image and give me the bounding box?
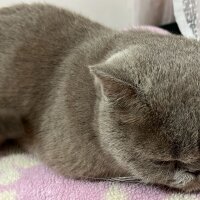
[109,177,142,183]
[80,176,141,183]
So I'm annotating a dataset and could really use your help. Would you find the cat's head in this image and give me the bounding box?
[89,34,200,192]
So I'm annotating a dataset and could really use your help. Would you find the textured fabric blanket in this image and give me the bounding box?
[1,153,200,200]
[1,27,198,200]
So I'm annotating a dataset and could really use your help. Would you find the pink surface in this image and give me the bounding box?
[1,153,200,200]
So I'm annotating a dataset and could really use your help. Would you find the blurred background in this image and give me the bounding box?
[0,0,199,39]
[0,0,175,29]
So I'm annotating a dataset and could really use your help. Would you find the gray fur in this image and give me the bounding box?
[0,3,200,192]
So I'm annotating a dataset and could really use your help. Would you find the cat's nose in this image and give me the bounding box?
[186,170,200,176]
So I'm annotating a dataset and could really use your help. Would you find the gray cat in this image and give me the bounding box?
[1,3,200,192]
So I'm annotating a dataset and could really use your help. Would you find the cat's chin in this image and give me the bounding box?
[144,178,200,193]
[157,181,200,193]
[149,182,200,193]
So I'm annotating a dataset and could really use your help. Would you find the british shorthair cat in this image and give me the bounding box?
[0,3,200,192]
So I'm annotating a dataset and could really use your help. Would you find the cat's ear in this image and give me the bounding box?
[89,65,137,102]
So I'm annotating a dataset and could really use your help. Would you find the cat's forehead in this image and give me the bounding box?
[137,124,200,162]
[129,93,200,160]
[139,103,200,161]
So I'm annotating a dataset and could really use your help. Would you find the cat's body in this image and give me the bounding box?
[0,4,125,178]
[1,4,200,192]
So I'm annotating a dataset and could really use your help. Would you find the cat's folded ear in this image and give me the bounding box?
[89,65,137,103]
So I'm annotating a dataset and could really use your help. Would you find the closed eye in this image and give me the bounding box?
[152,160,171,166]
[151,160,180,169]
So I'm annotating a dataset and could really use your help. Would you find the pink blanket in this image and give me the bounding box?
[0,153,200,200]
[1,27,198,200]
